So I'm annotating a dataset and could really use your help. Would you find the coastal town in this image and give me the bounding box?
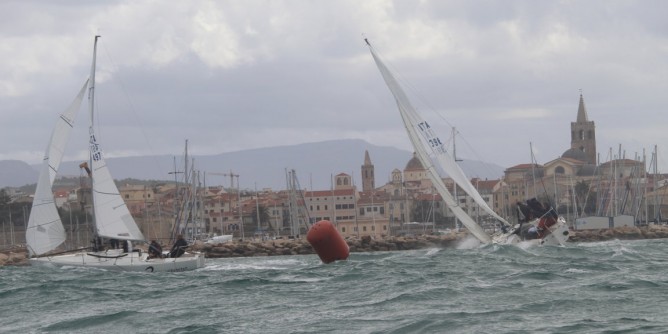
[4,4,668,334]
[2,92,668,265]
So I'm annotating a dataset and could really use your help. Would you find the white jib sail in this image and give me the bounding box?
[430,136,510,226]
[367,41,493,243]
[90,147,145,241]
[26,79,89,256]
[87,36,145,242]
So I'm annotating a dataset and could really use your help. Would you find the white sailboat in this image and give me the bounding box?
[365,39,569,246]
[27,36,205,272]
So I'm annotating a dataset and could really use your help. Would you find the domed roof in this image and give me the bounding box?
[562,148,587,162]
[577,164,598,176]
[404,153,425,171]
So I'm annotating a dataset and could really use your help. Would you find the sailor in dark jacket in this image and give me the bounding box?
[148,240,163,259]
[169,234,188,258]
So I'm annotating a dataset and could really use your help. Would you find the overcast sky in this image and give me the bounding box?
[2,0,668,176]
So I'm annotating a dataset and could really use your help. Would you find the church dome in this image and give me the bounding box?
[404,153,425,171]
[577,164,598,176]
[562,148,587,162]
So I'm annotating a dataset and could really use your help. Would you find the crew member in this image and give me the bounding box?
[148,240,163,259]
[169,234,188,258]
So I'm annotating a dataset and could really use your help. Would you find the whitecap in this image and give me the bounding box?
[456,235,482,249]
[202,258,308,271]
[424,248,440,256]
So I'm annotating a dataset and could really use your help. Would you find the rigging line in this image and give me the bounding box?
[435,114,502,179]
[100,42,166,172]
[368,41,500,179]
[30,201,55,208]
[656,146,667,174]
[26,219,62,229]
[368,42,456,128]
[531,145,555,208]
[93,189,121,196]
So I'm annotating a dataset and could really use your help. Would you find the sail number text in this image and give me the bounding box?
[418,122,444,148]
[89,134,102,161]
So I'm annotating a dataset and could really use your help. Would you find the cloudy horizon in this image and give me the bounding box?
[2,1,667,176]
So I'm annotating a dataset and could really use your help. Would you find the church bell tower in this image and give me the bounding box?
[361,150,375,192]
[570,93,597,165]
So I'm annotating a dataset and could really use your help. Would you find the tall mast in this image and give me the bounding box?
[88,35,99,132]
[88,35,100,238]
[530,142,537,199]
[452,127,461,229]
[654,145,659,222]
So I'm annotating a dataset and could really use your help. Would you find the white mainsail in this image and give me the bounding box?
[366,40,496,244]
[87,36,145,242]
[26,79,89,256]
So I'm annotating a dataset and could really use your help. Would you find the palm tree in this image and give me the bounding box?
[251,205,270,234]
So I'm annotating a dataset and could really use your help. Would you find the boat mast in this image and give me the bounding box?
[530,142,537,199]
[88,36,99,133]
[651,149,656,224]
[88,35,100,246]
[452,127,461,230]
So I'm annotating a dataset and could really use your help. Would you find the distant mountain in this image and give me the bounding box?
[0,160,39,188]
[1,139,505,190]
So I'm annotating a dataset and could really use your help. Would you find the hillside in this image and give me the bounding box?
[0,160,39,188]
[1,139,505,190]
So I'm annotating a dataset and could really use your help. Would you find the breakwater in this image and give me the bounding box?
[567,224,668,242]
[4,225,668,266]
[0,247,27,266]
[196,224,668,258]
[194,233,463,259]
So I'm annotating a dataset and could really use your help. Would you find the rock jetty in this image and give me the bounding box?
[567,224,668,242]
[3,225,668,266]
[193,233,464,258]
[0,248,28,267]
[193,224,668,258]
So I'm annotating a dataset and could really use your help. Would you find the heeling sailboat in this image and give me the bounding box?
[28,36,205,272]
[365,39,569,246]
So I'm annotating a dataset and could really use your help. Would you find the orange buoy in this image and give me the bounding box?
[307,220,349,264]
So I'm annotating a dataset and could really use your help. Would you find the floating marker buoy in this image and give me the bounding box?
[307,220,349,264]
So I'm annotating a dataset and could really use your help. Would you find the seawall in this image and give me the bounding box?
[4,225,668,266]
[193,233,464,259]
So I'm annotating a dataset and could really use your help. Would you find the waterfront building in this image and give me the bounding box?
[356,190,390,237]
[305,173,359,237]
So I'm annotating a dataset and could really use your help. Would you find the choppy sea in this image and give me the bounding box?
[2,238,668,334]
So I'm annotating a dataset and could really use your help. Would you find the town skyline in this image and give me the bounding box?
[3,102,666,249]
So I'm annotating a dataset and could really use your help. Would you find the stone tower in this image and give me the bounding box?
[570,94,597,165]
[361,150,375,192]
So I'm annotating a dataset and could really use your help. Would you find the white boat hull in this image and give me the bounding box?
[492,216,570,246]
[206,235,233,244]
[29,249,205,272]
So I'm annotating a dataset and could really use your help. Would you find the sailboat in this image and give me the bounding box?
[365,38,569,246]
[26,36,205,272]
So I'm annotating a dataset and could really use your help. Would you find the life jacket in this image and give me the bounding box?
[536,216,557,238]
